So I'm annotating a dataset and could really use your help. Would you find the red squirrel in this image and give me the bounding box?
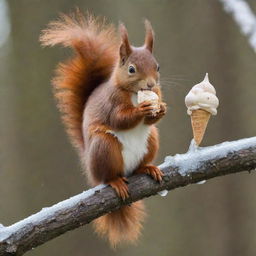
[40,11,167,247]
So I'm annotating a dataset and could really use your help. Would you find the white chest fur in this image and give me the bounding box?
[112,94,150,176]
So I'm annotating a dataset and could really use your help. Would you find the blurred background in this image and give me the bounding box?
[1,0,256,255]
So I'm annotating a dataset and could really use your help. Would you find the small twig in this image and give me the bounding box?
[219,0,256,52]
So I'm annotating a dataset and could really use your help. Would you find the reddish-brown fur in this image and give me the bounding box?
[40,12,119,151]
[40,10,166,247]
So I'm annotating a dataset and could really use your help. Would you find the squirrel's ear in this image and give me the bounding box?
[144,19,154,53]
[119,23,132,65]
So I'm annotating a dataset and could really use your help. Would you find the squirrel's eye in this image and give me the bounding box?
[157,65,160,72]
[128,65,136,74]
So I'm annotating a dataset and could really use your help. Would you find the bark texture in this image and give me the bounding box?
[0,137,256,256]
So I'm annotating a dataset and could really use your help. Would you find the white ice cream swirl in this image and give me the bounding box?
[185,73,219,115]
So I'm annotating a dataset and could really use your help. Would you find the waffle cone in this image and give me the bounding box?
[190,109,211,145]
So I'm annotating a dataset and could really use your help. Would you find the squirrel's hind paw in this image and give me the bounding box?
[135,165,163,182]
[109,177,129,200]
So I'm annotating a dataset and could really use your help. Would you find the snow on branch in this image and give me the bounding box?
[219,0,256,52]
[1,137,256,255]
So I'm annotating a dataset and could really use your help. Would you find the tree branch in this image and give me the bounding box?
[1,137,256,256]
[219,0,256,53]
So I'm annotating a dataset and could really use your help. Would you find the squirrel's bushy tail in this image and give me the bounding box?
[94,201,145,247]
[40,10,119,151]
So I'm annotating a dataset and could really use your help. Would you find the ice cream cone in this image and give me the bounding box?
[190,109,211,146]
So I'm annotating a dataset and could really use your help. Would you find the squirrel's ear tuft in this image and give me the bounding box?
[144,19,154,53]
[119,23,132,64]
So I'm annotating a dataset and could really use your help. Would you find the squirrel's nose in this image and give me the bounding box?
[147,82,155,89]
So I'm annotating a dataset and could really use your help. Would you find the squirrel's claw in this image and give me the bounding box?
[135,165,163,182]
[109,177,129,200]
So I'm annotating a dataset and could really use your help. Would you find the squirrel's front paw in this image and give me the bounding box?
[137,101,155,116]
[159,102,167,115]
[144,102,167,124]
